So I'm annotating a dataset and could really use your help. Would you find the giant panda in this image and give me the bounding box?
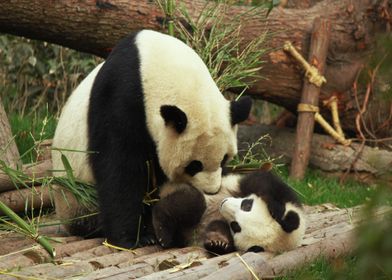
[51,30,252,248]
[153,170,306,254]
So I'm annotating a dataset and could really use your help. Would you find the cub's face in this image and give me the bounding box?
[219,194,279,252]
[157,97,251,194]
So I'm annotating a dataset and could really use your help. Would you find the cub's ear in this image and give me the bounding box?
[160,105,188,134]
[230,96,252,125]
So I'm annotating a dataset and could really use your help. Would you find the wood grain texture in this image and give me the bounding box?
[290,17,331,179]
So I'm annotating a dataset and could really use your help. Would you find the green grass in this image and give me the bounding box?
[279,168,379,208]
[8,109,56,163]
[279,257,360,280]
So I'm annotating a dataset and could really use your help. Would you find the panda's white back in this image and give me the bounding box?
[51,63,104,183]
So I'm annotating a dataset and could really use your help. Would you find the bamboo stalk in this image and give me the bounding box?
[314,113,351,146]
[323,96,345,138]
[167,0,175,36]
[0,201,55,258]
[283,41,327,87]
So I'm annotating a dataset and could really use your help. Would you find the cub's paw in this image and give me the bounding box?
[204,231,234,255]
[153,221,174,248]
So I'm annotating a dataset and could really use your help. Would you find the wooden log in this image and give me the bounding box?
[290,17,331,180]
[6,246,161,280]
[237,124,392,178]
[65,245,117,260]
[0,238,102,270]
[0,159,52,192]
[138,252,245,280]
[0,186,52,214]
[83,247,208,280]
[0,0,391,136]
[0,96,20,169]
[200,230,355,280]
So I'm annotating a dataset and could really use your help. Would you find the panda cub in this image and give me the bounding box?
[153,170,306,254]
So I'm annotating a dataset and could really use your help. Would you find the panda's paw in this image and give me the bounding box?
[204,232,234,255]
[154,223,174,248]
[139,234,158,246]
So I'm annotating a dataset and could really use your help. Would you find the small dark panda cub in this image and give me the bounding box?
[153,170,306,254]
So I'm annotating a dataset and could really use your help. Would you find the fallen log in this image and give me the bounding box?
[0,186,52,215]
[83,247,209,280]
[138,252,247,280]
[201,230,355,280]
[0,160,52,192]
[0,0,391,135]
[238,124,392,179]
[0,237,102,270]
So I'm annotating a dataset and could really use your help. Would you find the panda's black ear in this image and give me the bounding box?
[160,105,188,134]
[230,96,252,125]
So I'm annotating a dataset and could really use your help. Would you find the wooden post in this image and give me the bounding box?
[289,17,331,180]
[0,96,21,169]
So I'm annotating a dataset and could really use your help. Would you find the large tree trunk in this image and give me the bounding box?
[0,0,390,135]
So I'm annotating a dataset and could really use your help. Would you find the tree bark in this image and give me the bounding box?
[0,96,21,168]
[0,0,390,135]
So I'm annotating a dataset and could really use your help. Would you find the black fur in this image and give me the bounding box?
[88,32,167,248]
[160,105,188,134]
[204,220,235,254]
[230,96,252,125]
[152,185,206,248]
[230,221,242,233]
[247,246,264,253]
[239,170,301,233]
[185,160,203,177]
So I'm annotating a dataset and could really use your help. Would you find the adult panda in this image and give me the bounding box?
[51,30,252,248]
[153,170,306,254]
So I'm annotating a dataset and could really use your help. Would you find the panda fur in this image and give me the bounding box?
[153,170,306,254]
[51,30,252,248]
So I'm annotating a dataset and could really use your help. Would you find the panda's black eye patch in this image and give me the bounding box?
[230,221,242,233]
[185,160,203,177]
[241,199,253,212]
[247,246,264,253]
[220,154,229,167]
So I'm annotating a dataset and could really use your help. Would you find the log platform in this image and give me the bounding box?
[0,204,390,279]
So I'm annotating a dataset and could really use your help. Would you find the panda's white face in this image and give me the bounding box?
[220,194,278,251]
[157,123,237,194]
[220,194,305,252]
[136,30,250,194]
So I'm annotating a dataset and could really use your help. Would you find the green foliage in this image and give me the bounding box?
[0,35,100,115]
[8,109,56,163]
[156,0,268,94]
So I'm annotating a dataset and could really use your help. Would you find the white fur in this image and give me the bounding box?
[220,195,306,253]
[52,62,104,183]
[136,30,238,193]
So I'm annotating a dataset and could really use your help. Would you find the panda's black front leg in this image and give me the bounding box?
[153,186,206,248]
[92,150,150,249]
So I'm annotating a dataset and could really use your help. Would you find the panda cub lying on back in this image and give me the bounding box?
[153,170,306,254]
